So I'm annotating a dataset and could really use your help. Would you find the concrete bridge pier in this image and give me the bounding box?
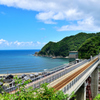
[91,67,99,99]
[75,82,86,100]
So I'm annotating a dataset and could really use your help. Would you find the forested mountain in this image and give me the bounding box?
[78,36,100,59]
[38,32,100,57]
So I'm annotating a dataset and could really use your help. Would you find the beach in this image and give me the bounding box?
[0,72,36,77]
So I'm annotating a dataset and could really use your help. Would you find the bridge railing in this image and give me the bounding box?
[33,59,88,89]
[5,86,18,93]
[61,57,99,94]
[43,59,84,74]
[32,54,99,91]
[88,54,99,61]
[46,60,76,73]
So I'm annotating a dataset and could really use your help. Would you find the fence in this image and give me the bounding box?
[61,58,99,94]
[33,59,88,89]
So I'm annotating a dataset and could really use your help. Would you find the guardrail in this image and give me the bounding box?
[32,59,88,89]
[48,59,83,72]
[5,86,18,93]
[61,57,99,94]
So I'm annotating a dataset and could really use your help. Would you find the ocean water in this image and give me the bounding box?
[0,50,75,74]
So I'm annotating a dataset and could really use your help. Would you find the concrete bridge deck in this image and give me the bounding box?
[50,58,98,90]
[48,57,99,100]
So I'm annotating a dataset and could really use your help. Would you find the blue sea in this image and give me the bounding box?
[0,50,75,74]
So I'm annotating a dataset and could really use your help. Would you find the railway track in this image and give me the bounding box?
[53,58,98,91]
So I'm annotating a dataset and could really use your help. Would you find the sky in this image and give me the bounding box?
[0,0,100,50]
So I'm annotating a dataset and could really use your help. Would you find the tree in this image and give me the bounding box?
[94,94,100,100]
[0,76,75,100]
[78,36,100,59]
[38,32,100,57]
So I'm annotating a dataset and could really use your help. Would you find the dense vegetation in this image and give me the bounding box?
[94,94,100,100]
[78,36,100,59]
[38,32,100,57]
[0,76,75,100]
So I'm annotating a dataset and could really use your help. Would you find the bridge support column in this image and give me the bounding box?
[75,82,86,100]
[91,67,98,98]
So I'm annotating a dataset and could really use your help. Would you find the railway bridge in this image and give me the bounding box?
[49,57,99,100]
[33,55,100,100]
[6,55,100,100]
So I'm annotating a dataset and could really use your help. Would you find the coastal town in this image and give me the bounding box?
[1,0,100,99]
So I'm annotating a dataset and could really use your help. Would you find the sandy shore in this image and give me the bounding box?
[0,72,36,76]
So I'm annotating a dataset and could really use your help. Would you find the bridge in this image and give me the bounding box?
[48,57,99,100]
[6,55,100,100]
[33,55,99,100]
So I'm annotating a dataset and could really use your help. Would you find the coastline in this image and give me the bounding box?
[0,72,36,77]
[0,50,73,76]
[34,52,69,59]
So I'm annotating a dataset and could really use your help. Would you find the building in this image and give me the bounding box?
[69,51,78,58]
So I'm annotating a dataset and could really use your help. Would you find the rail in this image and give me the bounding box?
[33,59,88,89]
[47,59,83,72]
[61,58,99,94]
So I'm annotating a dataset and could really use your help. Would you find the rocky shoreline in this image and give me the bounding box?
[34,52,69,59]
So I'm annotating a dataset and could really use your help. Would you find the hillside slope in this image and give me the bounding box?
[38,32,100,57]
[78,36,100,59]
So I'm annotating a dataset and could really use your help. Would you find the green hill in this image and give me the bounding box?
[78,36,100,59]
[38,32,100,57]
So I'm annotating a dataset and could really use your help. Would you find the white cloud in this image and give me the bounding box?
[40,28,45,30]
[37,41,41,45]
[36,11,56,24]
[0,0,58,11]
[1,11,6,15]
[14,41,34,46]
[0,39,6,44]
[57,17,100,32]
[0,39,45,48]
[0,39,12,46]
[1,0,100,31]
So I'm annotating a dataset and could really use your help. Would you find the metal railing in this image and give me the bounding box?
[44,59,79,73]
[32,59,88,89]
[61,57,99,94]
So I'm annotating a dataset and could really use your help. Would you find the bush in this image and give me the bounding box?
[0,76,75,100]
[94,94,100,100]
